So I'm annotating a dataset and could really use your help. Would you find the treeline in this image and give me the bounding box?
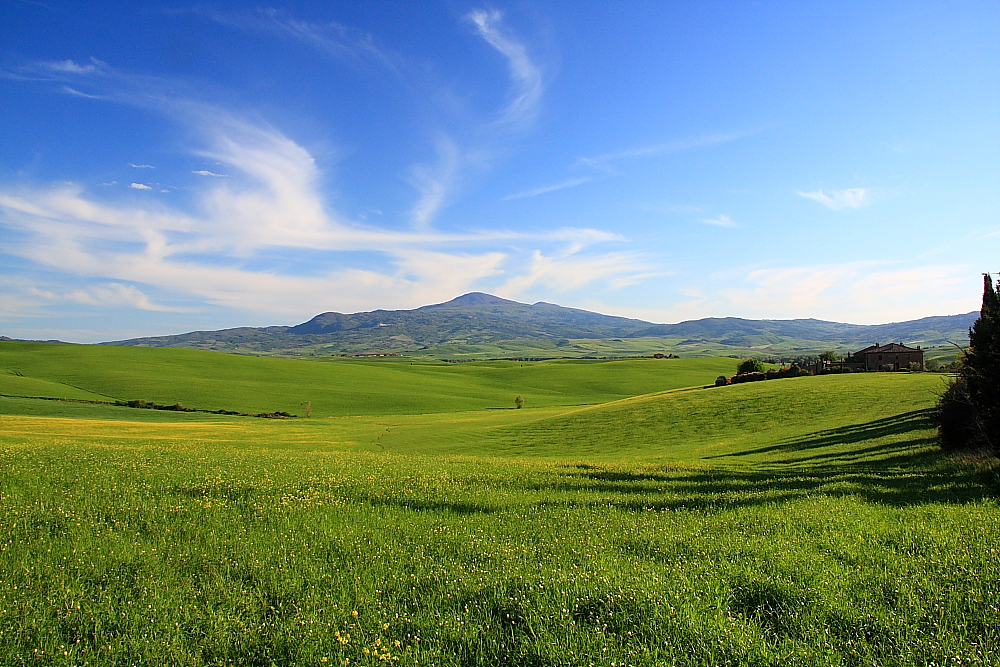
[714,359,812,386]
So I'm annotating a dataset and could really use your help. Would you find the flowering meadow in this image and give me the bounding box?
[0,347,998,665]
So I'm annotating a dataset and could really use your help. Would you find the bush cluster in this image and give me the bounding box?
[718,364,810,386]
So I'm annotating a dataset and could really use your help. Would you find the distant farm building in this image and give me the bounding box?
[849,343,924,371]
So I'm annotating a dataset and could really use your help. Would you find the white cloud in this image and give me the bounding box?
[0,108,626,319]
[130,163,155,169]
[504,177,590,200]
[63,283,185,312]
[700,214,738,228]
[0,52,640,323]
[498,249,650,299]
[205,8,398,72]
[798,187,872,210]
[47,59,99,74]
[578,130,756,170]
[584,262,978,326]
[192,170,228,177]
[468,9,543,129]
[409,136,459,229]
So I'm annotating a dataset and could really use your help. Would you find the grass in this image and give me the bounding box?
[0,342,736,416]
[0,344,996,666]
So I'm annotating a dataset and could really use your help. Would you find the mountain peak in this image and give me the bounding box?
[423,292,524,308]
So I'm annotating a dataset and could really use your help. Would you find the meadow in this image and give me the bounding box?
[0,342,997,666]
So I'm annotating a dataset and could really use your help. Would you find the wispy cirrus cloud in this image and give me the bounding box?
[578,130,756,170]
[409,136,460,229]
[32,282,186,312]
[798,187,872,210]
[0,59,636,321]
[700,214,738,228]
[48,59,100,74]
[129,163,155,169]
[504,177,590,201]
[192,169,227,177]
[200,8,398,72]
[468,9,544,129]
[498,248,649,299]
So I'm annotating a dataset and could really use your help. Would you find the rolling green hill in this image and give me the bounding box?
[0,341,736,417]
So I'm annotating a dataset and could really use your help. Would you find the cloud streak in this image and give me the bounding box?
[798,187,872,210]
[0,61,635,319]
[202,8,398,72]
[469,9,543,129]
[504,177,590,200]
[578,130,756,170]
[700,214,738,228]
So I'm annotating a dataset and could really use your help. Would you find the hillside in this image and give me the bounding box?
[96,292,976,359]
[0,341,735,417]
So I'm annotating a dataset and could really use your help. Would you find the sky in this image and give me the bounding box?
[1,1,998,342]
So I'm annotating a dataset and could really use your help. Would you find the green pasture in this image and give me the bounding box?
[0,343,996,666]
[0,341,737,416]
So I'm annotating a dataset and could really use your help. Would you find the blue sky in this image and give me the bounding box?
[1,1,997,341]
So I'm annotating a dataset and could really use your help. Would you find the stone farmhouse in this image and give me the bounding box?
[851,342,924,371]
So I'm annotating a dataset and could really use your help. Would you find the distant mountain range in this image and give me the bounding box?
[99,292,977,358]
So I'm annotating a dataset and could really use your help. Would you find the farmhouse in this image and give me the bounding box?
[851,342,924,371]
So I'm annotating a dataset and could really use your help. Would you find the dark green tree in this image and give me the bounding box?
[938,273,1000,452]
[736,358,766,375]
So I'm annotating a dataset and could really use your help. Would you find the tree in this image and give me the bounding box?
[736,358,766,375]
[515,395,524,409]
[938,273,1000,453]
[819,350,839,362]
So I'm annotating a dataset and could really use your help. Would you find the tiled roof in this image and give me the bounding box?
[856,342,922,354]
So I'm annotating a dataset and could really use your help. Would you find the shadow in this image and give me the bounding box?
[352,494,498,515]
[705,408,936,461]
[511,408,1000,510]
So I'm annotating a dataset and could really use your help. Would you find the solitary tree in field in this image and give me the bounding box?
[736,358,766,375]
[515,395,524,409]
[938,274,1000,453]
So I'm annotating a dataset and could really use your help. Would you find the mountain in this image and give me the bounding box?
[628,313,976,347]
[100,292,977,358]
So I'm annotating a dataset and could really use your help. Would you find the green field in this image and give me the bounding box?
[0,342,996,666]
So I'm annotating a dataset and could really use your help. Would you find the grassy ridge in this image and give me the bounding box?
[0,341,735,416]
[0,347,996,666]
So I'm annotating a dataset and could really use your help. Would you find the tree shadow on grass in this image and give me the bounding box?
[704,408,938,463]
[538,408,1000,510]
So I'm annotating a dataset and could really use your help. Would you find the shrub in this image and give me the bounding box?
[937,376,984,452]
[736,358,766,375]
[715,375,729,387]
[730,372,767,384]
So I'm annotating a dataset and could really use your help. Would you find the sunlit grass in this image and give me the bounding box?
[0,349,995,666]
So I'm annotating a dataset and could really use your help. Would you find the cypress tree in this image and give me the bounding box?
[964,273,1000,449]
[941,273,1000,452]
